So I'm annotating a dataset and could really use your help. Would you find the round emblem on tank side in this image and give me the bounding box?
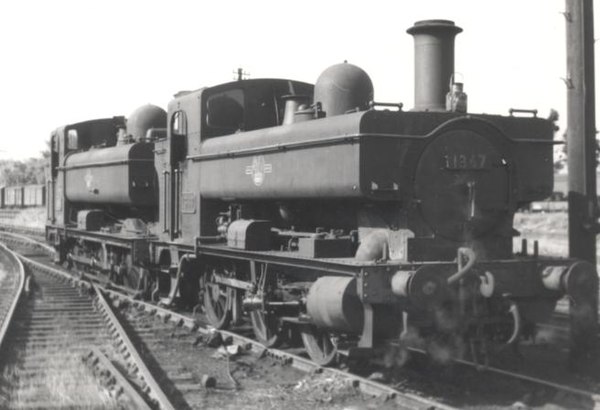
[245,155,272,187]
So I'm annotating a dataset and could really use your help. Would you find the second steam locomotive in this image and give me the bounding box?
[45,20,597,366]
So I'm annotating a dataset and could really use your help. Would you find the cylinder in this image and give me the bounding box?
[391,270,413,297]
[407,19,462,111]
[306,276,363,333]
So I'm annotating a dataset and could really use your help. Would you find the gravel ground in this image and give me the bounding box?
[10,208,600,408]
[397,343,600,409]
[117,306,402,410]
[514,212,570,257]
[2,208,46,229]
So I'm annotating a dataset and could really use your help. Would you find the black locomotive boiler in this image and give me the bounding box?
[46,20,597,366]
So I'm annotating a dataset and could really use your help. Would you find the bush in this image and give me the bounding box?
[0,156,46,186]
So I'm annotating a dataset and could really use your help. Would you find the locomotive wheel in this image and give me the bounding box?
[203,269,233,329]
[62,259,73,271]
[179,260,200,309]
[125,266,143,290]
[301,325,337,366]
[250,310,283,348]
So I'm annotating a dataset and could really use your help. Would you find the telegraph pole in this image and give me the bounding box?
[566,0,597,264]
[234,68,249,81]
[565,0,599,371]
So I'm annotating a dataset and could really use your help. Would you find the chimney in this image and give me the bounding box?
[407,20,462,111]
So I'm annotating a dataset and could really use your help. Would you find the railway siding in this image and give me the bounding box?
[3,225,600,409]
[0,246,118,408]
[6,234,455,409]
[0,243,25,360]
[105,290,457,410]
[0,244,178,409]
[93,283,176,410]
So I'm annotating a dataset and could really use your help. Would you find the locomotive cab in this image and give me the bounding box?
[155,79,314,242]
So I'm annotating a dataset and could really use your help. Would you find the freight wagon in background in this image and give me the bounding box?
[0,185,46,208]
[4,186,24,208]
[551,173,600,200]
[528,173,600,212]
[23,184,46,207]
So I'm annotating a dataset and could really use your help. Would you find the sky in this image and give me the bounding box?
[0,0,597,159]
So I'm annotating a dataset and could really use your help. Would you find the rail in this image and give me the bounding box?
[0,243,26,354]
[15,231,594,408]
[0,223,45,239]
[83,348,153,410]
[102,288,456,410]
[0,229,55,257]
[17,247,452,409]
[93,284,177,410]
[11,254,176,409]
[408,345,600,405]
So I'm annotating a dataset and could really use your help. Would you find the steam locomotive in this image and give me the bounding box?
[45,20,597,366]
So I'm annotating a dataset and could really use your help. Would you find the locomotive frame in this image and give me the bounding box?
[45,19,598,368]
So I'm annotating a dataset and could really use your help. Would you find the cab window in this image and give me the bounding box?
[202,81,314,139]
[206,89,244,136]
[170,110,188,161]
[171,111,188,136]
[67,129,79,150]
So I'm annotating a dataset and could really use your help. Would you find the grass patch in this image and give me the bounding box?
[2,347,119,409]
[0,310,119,408]
[10,208,46,229]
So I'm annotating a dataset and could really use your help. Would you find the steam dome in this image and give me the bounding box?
[127,104,167,140]
[314,63,374,117]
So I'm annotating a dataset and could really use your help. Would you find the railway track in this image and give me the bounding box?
[0,243,26,361]
[0,209,23,220]
[106,291,454,409]
[2,227,600,408]
[0,228,456,409]
[24,256,453,409]
[82,274,600,409]
[0,244,176,409]
[0,224,44,241]
[0,257,118,409]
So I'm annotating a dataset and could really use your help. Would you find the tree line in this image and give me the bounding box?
[0,155,47,186]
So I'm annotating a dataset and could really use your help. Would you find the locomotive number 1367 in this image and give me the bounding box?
[444,154,487,170]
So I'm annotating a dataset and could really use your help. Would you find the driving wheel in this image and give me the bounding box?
[301,325,337,366]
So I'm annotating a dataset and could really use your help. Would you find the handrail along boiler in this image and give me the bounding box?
[45,20,598,366]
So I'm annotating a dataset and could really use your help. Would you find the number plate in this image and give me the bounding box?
[444,154,488,170]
